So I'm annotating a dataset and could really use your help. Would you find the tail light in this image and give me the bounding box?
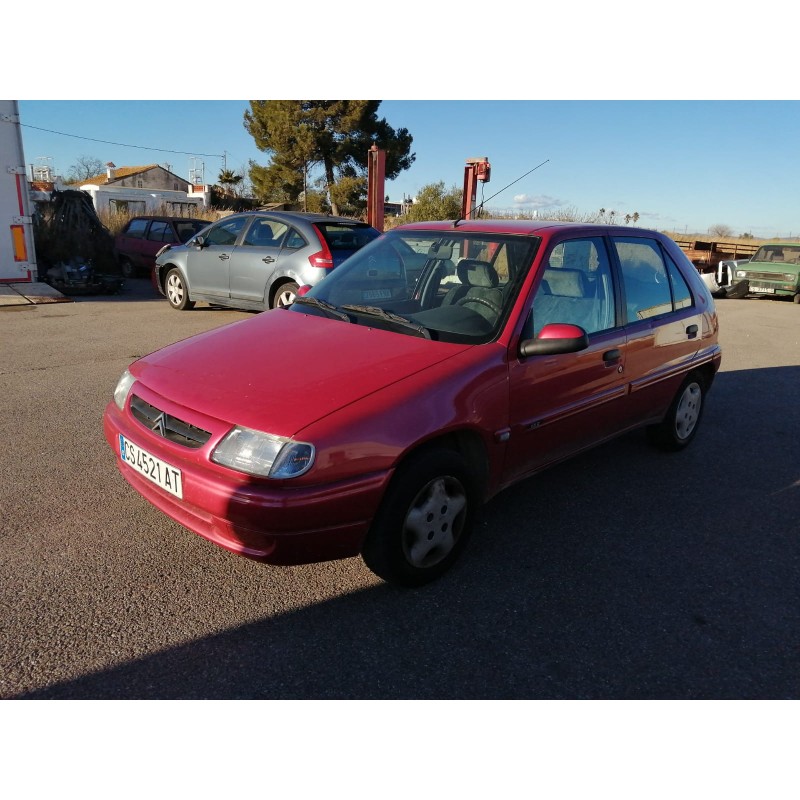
[308,226,335,269]
[296,284,312,298]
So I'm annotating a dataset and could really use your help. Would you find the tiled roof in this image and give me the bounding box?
[81,164,160,186]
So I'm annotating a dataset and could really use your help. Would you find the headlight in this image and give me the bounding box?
[785,273,797,282]
[211,426,315,479]
[113,369,136,410]
[736,270,747,278]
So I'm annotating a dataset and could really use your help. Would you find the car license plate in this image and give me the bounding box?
[119,434,183,498]
[750,285,775,294]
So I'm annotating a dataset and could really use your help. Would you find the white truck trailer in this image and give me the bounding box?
[0,100,37,283]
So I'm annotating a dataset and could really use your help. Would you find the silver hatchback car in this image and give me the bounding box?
[153,211,381,311]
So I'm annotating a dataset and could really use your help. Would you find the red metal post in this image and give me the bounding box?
[461,157,491,219]
[367,145,386,232]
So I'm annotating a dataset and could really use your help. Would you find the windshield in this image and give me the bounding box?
[291,229,539,344]
[752,245,800,265]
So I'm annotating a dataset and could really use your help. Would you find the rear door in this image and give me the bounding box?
[505,236,629,481]
[611,235,706,425]
[143,220,178,269]
[229,217,288,303]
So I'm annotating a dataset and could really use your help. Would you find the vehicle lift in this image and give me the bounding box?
[366,148,491,231]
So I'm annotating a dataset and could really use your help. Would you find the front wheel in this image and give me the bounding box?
[647,373,705,451]
[272,280,299,309]
[361,449,478,587]
[165,268,194,310]
[793,292,800,304]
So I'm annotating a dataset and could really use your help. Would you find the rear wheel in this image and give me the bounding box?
[647,373,705,451]
[166,268,194,310]
[361,449,477,587]
[273,280,299,309]
[119,258,136,279]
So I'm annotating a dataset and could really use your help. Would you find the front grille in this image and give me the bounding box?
[741,270,795,282]
[130,395,211,449]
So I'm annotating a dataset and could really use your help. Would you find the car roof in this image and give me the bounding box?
[126,216,208,223]
[251,210,369,226]
[393,219,665,238]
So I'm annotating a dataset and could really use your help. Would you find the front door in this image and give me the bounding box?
[504,236,629,482]
[188,216,248,298]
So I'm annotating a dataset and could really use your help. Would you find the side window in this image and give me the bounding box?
[124,219,148,239]
[284,228,306,250]
[612,237,673,321]
[147,221,170,242]
[242,219,288,247]
[206,217,248,246]
[665,253,693,310]
[532,237,616,336]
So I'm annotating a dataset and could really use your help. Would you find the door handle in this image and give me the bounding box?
[218,254,230,260]
[603,348,621,363]
[686,324,698,338]
[262,256,276,263]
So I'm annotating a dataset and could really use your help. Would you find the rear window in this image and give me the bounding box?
[175,220,208,243]
[317,224,380,251]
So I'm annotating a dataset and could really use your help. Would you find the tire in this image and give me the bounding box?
[119,258,136,279]
[361,449,478,587]
[793,293,800,304]
[647,373,706,451]
[165,268,194,311]
[272,280,299,309]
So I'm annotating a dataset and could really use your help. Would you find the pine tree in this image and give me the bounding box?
[243,101,414,216]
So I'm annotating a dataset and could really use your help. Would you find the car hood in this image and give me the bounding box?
[130,310,471,436]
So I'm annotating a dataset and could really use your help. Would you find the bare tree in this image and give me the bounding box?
[709,223,734,238]
[67,156,104,184]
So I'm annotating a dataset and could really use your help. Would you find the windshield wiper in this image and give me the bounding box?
[291,296,351,322]
[340,304,431,339]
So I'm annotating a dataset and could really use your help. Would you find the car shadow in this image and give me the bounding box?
[68,278,261,313]
[19,366,800,699]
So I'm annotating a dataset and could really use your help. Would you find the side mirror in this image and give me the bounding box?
[519,323,589,357]
[193,235,207,249]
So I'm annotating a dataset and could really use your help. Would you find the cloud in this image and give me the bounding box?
[513,194,563,209]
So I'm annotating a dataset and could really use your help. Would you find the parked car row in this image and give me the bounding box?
[105,219,722,586]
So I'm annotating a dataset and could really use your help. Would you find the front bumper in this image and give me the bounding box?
[103,404,392,565]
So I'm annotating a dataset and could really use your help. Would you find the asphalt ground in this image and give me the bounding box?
[1,279,798,700]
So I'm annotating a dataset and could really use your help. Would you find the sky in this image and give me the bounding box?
[16,99,800,239]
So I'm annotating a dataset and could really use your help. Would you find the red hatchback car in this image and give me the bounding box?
[104,220,721,586]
